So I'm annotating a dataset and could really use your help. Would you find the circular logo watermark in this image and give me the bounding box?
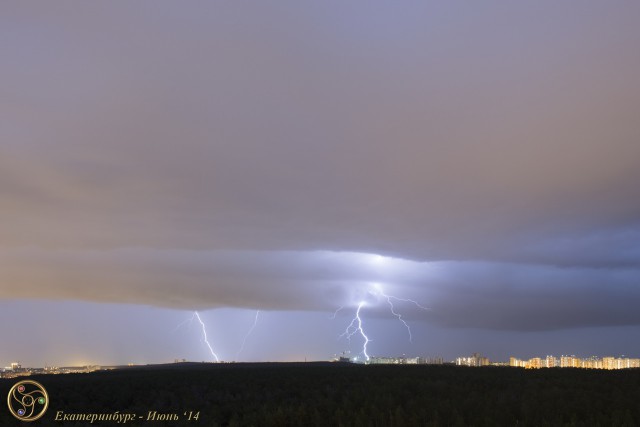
[7,380,49,422]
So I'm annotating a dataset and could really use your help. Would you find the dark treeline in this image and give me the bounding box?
[1,363,639,426]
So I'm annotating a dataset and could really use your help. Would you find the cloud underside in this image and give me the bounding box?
[2,249,639,331]
[1,2,640,331]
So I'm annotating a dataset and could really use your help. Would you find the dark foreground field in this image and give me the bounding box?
[1,362,639,426]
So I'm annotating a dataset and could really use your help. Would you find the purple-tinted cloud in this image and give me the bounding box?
[1,1,640,337]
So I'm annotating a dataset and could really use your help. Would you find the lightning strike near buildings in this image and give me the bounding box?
[194,311,220,362]
[335,256,429,362]
[339,301,370,361]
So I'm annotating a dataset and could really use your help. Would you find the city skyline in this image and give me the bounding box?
[2,1,640,367]
[4,349,640,373]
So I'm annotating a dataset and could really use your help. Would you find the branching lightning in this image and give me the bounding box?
[194,311,220,362]
[328,305,344,320]
[334,277,428,362]
[377,290,429,342]
[383,293,429,311]
[171,314,195,333]
[236,310,260,359]
[339,302,370,361]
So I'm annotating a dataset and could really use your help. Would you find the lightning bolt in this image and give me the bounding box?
[339,302,370,361]
[236,310,260,359]
[377,291,428,342]
[328,305,344,319]
[171,313,195,333]
[194,311,220,362]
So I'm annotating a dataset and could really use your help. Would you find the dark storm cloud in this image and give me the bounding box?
[1,1,640,331]
[2,249,639,331]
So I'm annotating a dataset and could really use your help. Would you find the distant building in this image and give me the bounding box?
[366,356,444,365]
[560,356,578,368]
[510,357,524,368]
[528,358,542,369]
[545,356,557,368]
[603,357,615,370]
[368,356,401,365]
[456,353,489,367]
[510,354,640,370]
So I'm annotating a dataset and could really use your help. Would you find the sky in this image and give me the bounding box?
[1,1,640,367]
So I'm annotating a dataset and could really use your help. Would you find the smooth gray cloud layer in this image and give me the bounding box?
[2,1,640,338]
